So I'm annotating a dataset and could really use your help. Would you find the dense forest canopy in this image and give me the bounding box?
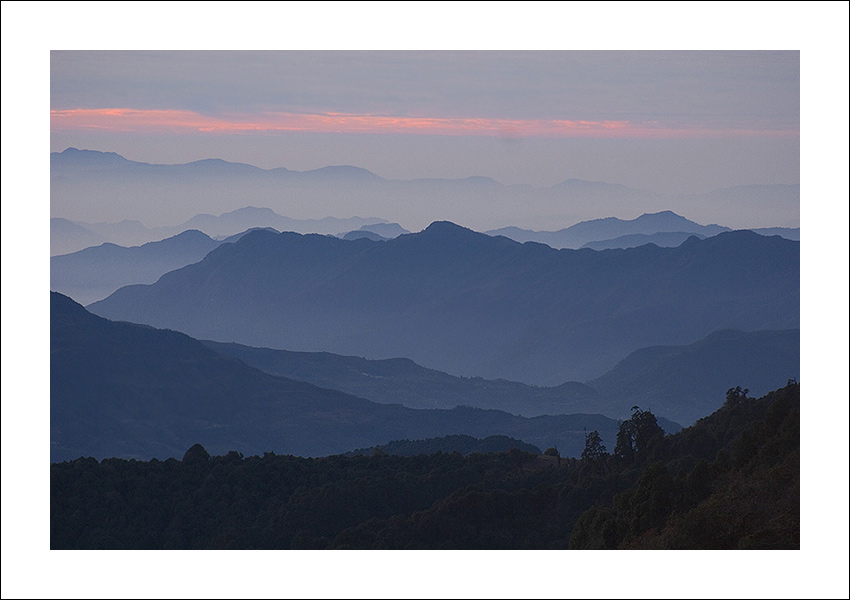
[52,382,799,550]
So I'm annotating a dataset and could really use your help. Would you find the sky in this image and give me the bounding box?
[3,3,849,599]
[50,50,800,195]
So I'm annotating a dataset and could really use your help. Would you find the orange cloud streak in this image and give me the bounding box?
[50,108,796,139]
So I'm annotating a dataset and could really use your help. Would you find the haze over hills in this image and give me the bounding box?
[51,148,800,232]
[176,207,386,239]
[202,340,604,417]
[89,222,799,385]
[50,207,387,255]
[52,204,799,261]
[580,231,707,251]
[487,210,752,249]
[341,230,389,242]
[205,326,797,426]
[586,328,800,425]
[356,222,411,239]
[51,218,106,256]
[53,207,800,308]
[51,230,225,305]
[53,292,644,462]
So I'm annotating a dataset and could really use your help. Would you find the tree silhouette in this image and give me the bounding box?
[581,430,607,460]
[614,406,664,460]
[724,386,749,408]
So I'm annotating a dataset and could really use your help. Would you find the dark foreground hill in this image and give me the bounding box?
[51,292,632,462]
[50,382,799,549]
[89,222,799,384]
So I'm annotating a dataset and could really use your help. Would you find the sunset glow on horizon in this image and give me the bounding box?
[50,108,797,140]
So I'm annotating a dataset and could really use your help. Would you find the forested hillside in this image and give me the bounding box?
[51,383,799,549]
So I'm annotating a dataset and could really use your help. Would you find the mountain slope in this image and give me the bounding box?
[89,223,800,384]
[51,292,632,462]
[202,340,602,417]
[50,218,106,256]
[587,329,800,425]
[205,327,797,426]
[51,229,223,304]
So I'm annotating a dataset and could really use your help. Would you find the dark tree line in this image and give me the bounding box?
[51,383,799,549]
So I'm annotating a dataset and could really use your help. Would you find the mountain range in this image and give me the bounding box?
[580,231,706,251]
[205,326,798,427]
[486,210,797,249]
[88,221,799,385]
[50,207,387,255]
[51,148,800,234]
[52,292,644,463]
[51,229,228,305]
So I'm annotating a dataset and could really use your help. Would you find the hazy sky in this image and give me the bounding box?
[50,50,800,194]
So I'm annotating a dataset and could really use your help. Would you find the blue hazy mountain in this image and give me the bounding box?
[51,149,800,237]
[580,231,707,250]
[50,218,106,256]
[357,222,411,238]
[51,230,225,305]
[586,328,800,425]
[202,340,603,417]
[341,230,389,242]
[340,223,411,241]
[205,327,798,426]
[52,292,638,462]
[487,211,730,249]
[749,227,800,241]
[52,205,389,253]
[175,206,386,239]
[89,222,799,385]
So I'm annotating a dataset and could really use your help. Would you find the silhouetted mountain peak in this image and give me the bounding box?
[52,147,130,166]
[415,221,494,247]
[637,210,682,221]
[422,221,476,236]
[51,291,90,319]
[171,229,210,240]
[228,206,279,217]
[304,165,383,181]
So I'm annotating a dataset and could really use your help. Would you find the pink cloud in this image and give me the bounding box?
[50,108,796,139]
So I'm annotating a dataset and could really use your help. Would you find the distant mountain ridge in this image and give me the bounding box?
[487,211,731,249]
[51,148,800,233]
[580,231,707,250]
[51,218,107,256]
[89,222,799,385]
[51,229,227,305]
[51,207,389,254]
